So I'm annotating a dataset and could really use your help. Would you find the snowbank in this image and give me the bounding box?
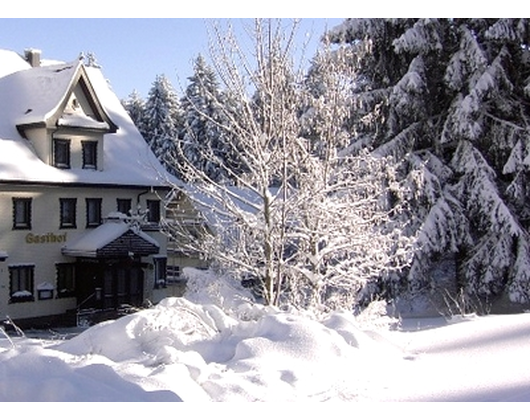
[52,292,398,401]
[0,269,399,402]
[2,269,530,402]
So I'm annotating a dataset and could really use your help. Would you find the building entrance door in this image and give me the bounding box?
[76,259,144,310]
[102,262,144,309]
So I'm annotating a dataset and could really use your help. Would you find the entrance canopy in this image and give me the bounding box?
[62,220,159,258]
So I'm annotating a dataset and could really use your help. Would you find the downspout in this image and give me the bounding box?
[136,186,158,229]
[137,186,156,220]
[137,189,149,214]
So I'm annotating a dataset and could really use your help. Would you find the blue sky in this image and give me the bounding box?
[0,18,343,100]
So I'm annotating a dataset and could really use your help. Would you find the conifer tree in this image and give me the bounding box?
[143,74,182,173]
[328,18,530,307]
[121,89,146,136]
[180,54,235,182]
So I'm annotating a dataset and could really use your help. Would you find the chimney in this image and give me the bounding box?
[24,48,41,67]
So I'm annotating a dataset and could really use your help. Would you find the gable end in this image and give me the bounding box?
[98,230,160,258]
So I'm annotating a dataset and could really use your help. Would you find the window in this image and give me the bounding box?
[146,200,161,224]
[117,199,132,216]
[71,98,80,110]
[154,257,167,288]
[53,139,71,169]
[82,141,98,169]
[56,263,75,298]
[60,198,77,228]
[86,198,102,227]
[12,198,32,230]
[9,265,35,303]
[166,265,181,282]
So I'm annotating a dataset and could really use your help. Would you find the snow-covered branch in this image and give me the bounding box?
[163,19,415,313]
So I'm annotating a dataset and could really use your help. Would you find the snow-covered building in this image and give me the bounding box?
[0,48,182,327]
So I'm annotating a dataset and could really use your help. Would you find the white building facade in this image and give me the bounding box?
[0,49,177,327]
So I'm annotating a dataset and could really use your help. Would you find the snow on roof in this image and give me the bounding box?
[0,49,30,78]
[62,219,159,258]
[57,113,110,130]
[0,137,77,183]
[85,66,177,188]
[0,49,177,188]
[4,60,81,129]
[176,184,284,239]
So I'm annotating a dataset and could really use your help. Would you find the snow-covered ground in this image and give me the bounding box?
[1,268,530,403]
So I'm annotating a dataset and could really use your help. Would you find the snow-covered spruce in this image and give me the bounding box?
[327,18,530,306]
[141,74,182,174]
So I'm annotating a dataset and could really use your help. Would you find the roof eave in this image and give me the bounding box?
[61,249,98,258]
[16,121,46,139]
[0,179,172,190]
[76,65,119,133]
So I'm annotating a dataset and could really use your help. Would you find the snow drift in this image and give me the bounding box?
[1,268,530,402]
[51,274,398,402]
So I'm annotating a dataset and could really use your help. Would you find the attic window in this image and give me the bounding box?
[53,139,71,169]
[82,141,98,169]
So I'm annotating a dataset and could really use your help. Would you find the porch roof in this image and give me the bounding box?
[62,220,159,258]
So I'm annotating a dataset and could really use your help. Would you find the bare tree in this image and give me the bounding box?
[167,19,414,312]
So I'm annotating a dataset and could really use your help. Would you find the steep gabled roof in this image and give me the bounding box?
[7,60,118,136]
[0,49,177,188]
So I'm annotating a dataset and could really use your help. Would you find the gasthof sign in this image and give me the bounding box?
[25,232,68,244]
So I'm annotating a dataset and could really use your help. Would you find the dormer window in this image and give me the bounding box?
[82,141,98,169]
[16,63,118,171]
[53,139,71,169]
